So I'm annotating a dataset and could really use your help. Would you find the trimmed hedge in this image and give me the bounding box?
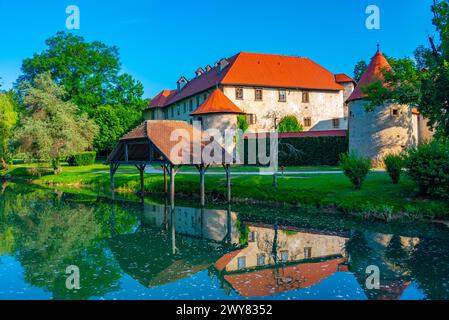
[67,152,97,166]
[243,136,348,166]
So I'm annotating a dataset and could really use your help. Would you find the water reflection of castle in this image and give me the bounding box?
[108,200,423,300]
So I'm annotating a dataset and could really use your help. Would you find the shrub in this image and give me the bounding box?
[244,136,348,166]
[339,152,371,189]
[384,154,404,184]
[67,151,97,166]
[278,115,303,133]
[237,114,249,133]
[404,140,449,198]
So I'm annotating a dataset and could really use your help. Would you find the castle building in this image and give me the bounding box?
[347,48,433,164]
[144,52,355,134]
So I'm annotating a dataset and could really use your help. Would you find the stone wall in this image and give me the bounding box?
[222,85,347,132]
[348,100,417,165]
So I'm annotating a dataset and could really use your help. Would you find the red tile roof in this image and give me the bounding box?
[147,52,345,110]
[221,52,344,91]
[148,89,176,109]
[335,73,356,84]
[190,89,244,116]
[347,50,391,102]
[224,258,346,298]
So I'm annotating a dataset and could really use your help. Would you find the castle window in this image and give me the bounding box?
[235,87,244,100]
[391,108,399,116]
[279,90,287,102]
[177,106,180,116]
[189,100,193,111]
[255,89,263,101]
[304,117,312,127]
[247,114,257,125]
[170,107,174,118]
[237,256,246,270]
[302,92,310,103]
[196,96,200,107]
[257,254,266,267]
[304,247,312,259]
[332,118,340,128]
[281,251,289,263]
[183,102,187,113]
[249,231,257,242]
[164,110,168,120]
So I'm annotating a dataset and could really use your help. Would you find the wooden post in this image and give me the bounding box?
[199,164,205,206]
[224,164,231,203]
[162,165,168,194]
[110,163,119,200]
[169,164,175,212]
[227,204,232,243]
[139,165,146,196]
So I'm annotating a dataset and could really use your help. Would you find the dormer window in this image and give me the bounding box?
[195,68,205,78]
[177,76,188,92]
[218,58,229,73]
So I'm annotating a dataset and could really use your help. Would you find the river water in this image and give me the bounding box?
[1,182,449,300]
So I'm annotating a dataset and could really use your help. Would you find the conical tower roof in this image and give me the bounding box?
[348,47,391,102]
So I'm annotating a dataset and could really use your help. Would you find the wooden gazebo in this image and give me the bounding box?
[107,120,234,206]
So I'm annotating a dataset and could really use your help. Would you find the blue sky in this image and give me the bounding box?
[0,0,437,98]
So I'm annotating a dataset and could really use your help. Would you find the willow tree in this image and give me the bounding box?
[14,73,98,174]
[0,91,18,169]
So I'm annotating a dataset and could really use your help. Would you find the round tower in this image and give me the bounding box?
[347,48,417,166]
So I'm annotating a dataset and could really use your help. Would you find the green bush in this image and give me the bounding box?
[278,115,303,133]
[404,140,449,198]
[384,154,404,184]
[237,114,249,133]
[244,136,348,166]
[339,152,371,189]
[67,151,97,166]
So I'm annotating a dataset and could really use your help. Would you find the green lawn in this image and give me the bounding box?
[2,162,448,219]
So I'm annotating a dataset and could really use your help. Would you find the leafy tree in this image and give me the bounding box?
[14,73,98,174]
[237,114,249,132]
[278,115,303,133]
[0,91,18,169]
[362,1,449,138]
[92,105,128,152]
[17,32,146,152]
[353,60,368,82]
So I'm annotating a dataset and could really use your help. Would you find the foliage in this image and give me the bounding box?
[13,73,98,174]
[244,136,348,166]
[237,114,249,133]
[67,151,97,166]
[339,152,372,189]
[0,91,18,169]
[278,115,304,133]
[362,1,449,138]
[404,140,449,198]
[384,154,405,184]
[16,32,146,152]
[353,60,368,82]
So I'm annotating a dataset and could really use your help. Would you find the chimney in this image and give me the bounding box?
[218,58,229,73]
[177,76,188,92]
[195,67,205,78]
[205,65,212,73]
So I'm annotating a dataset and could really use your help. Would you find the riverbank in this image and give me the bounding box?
[2,163,448,220]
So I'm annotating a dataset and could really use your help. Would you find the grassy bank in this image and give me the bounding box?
[2,163,448,220]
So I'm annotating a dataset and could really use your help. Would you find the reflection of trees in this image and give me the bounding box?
[405,238,449,300]
[0,183,139,300]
